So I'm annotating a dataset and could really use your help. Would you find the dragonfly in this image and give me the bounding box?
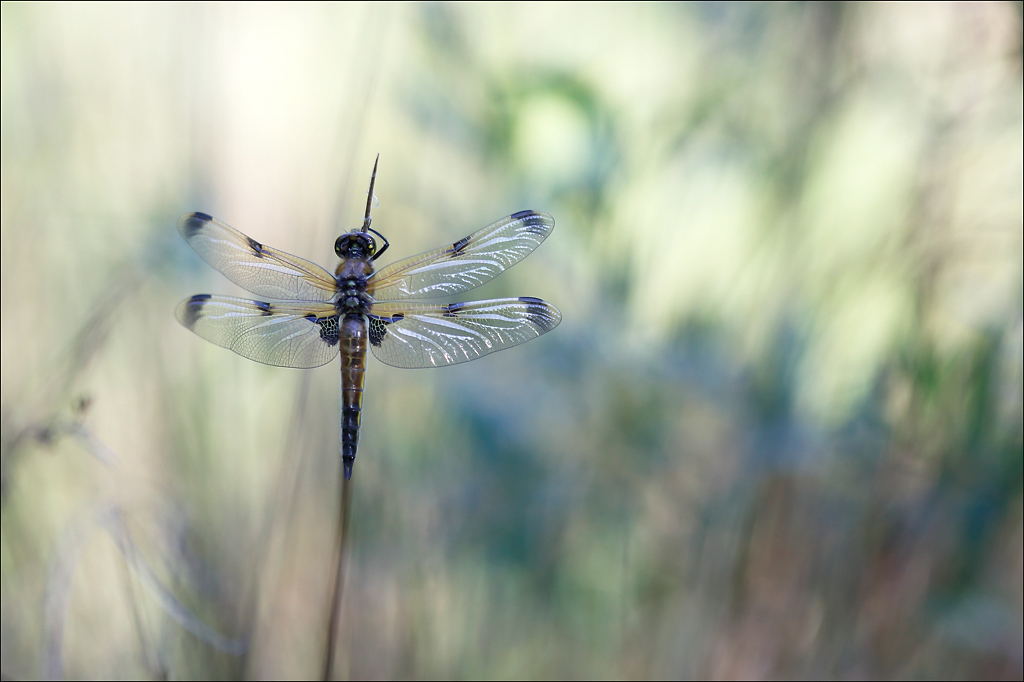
[175,158,560,479]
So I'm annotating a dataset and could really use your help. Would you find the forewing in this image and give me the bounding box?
[367,210,554,301]
[366,297,561,369]
[179,212,338,301]
[176,295,340,368]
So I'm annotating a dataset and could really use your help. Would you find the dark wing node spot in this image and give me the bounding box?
[246,236,264,257]
[444,302,466,317]
[452,235,472,255]
[181,295,210,330]
[317,316,340,346]
[255,300,272,315]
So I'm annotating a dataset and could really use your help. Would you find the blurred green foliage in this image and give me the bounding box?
[2,2,1021,679]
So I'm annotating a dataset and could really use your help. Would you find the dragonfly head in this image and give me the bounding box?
[335,232,377,260]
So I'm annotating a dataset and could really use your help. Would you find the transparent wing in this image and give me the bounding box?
[179,212,338,301]
[176,295,340,368]
[367,210,554,301]
[366,297,561,368]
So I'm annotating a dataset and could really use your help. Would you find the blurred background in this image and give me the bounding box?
[2,2,1021,679]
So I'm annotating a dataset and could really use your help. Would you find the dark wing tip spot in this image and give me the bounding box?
[180,213,213,238]
[193,211,213,222]
[513,210,554,235]
[519,297,560,332]
[179,295,211,330]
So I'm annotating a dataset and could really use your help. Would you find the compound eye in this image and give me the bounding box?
[334,236,347,258]
[366,236,377,256]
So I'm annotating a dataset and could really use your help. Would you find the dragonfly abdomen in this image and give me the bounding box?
[339,313,368,480]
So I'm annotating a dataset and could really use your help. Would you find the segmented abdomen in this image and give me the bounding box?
[339,313,368,480]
